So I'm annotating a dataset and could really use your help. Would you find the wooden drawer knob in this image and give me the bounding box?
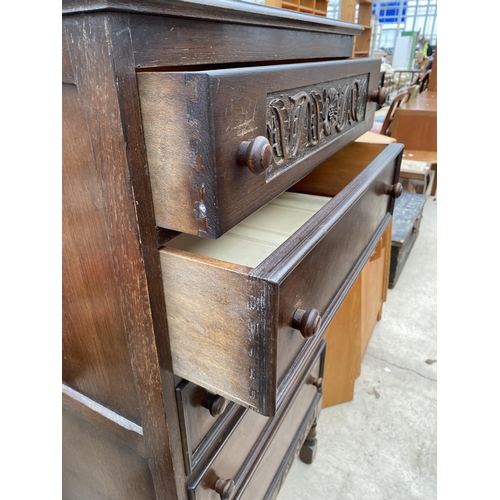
[201,393,227,417]
[387,182,403,199]
[369,87,388,106]
[215,477,235,500]
[237,136,273,175]
[310,377,324,393]
[292,309,321,339]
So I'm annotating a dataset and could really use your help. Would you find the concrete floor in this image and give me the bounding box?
[278,196,437,500]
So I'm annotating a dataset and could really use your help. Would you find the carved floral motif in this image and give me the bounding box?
[266,75,369,177]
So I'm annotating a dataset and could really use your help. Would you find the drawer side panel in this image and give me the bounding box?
[160,248,278,412]
[138,72,218,237]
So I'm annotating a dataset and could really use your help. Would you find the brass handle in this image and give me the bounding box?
[292,309,321,339]
[310,376,324,393]
[201,393,227,417]
[386,182,403,199]
[369,87,388,106]
[215,477,235,500]
[237,136,273,175]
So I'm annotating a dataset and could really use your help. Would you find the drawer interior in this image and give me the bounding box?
[164,142,389,267]
[165,192,331,268]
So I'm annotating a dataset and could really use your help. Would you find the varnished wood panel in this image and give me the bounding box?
[130,14,354,69]
[237,350,323,500]
[322,221,391,407]
[63,384,147,458]
[62,13,187,499]
[390,92,437,151]
[62,29,75,84]
[159,248,278,414]
[176,381,241,474]
[62,82,142,424]
[63,405,156,500]
[62,0,362,35]
[266,144,402,381]
[360,223,391,356]
[322,275,362,407]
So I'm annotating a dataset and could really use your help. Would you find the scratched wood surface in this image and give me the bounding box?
[138,58,381,237]
[62,13,188,500]
[62,0,363,35]
[130,14,355,69]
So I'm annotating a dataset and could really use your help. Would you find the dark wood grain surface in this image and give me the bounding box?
[62,13,187,500]
[62,81,142,424]
[63,405,157,500]
[130,14,355,70]
[63,384,147,458]
[257,143,403,383]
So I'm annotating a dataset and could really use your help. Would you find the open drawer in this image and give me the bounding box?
[159,142,403,416]
[138,58,386,238]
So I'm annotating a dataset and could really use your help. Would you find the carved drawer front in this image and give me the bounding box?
[187,343,325,500]
[138,58,384,239]
[159,142,403,416]
[176,381,243,475]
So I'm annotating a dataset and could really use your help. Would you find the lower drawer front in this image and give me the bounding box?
[188,344,325,500]
[238,395,321,500]
[176,381,241,474]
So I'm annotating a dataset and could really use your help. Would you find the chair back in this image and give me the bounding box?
[380,90,410,136]
[418,71,431,93]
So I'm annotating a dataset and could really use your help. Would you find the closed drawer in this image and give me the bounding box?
[176,381,242,474]
[159,142,403,415]
[187,343,325,500]
[138,58,385,238]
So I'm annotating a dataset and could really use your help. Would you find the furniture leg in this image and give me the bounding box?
[299,420,318,465]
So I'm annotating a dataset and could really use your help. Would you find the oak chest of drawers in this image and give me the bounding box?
[62,2,401,499]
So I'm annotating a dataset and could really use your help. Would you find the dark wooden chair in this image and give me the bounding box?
[370,89,410,137]
[418,71,431,93]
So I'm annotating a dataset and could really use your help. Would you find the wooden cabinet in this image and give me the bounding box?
[62,1,397,498]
